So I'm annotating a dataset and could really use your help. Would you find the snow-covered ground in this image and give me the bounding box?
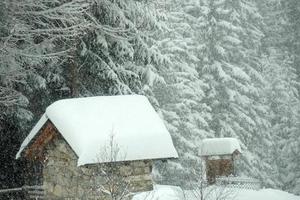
[133,185,300,200]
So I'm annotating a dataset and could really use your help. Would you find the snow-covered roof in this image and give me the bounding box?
[200,138,241,156]
[16,95,178,166]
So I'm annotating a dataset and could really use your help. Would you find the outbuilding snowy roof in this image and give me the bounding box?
[200,138,241,156]
[16,95,178,166]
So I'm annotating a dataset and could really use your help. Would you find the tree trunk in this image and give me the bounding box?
[69,57,79,97]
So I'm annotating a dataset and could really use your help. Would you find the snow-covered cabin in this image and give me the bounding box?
[200,138,241,184]
[16,95,178,199]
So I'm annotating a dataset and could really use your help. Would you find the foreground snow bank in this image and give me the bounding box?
[133,185,184,200]
[132,185,300,200]
[236,188,300,200]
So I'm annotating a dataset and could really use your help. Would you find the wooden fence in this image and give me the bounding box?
[0,185,44,199]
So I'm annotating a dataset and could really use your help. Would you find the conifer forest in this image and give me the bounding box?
[0,0,299,196]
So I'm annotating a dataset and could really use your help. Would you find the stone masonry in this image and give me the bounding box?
[43,136,153,199]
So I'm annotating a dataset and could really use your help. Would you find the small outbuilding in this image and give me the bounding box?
[200,138,241,184]
[16,95,178,199]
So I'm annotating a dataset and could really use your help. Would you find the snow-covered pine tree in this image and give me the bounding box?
[2,0,167,115]
[197,0,273,185]
[152,0,213,186]
[259,0,300,193]
[0,0,35,124]
[282,0,300,194]
[262,50,300,191]
[0,0,97,121]
[75,0,167,105]
[284,0,300,86]
[0,0,38,188]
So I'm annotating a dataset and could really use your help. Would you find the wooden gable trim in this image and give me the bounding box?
[24,120,58,161]
[233,149,241,156]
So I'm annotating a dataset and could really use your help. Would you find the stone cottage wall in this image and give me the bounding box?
[43,136,153,199]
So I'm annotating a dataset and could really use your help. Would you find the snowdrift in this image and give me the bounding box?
[133,185,300,200]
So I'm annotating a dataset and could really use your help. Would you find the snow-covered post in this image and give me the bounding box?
[183,138,240,200]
